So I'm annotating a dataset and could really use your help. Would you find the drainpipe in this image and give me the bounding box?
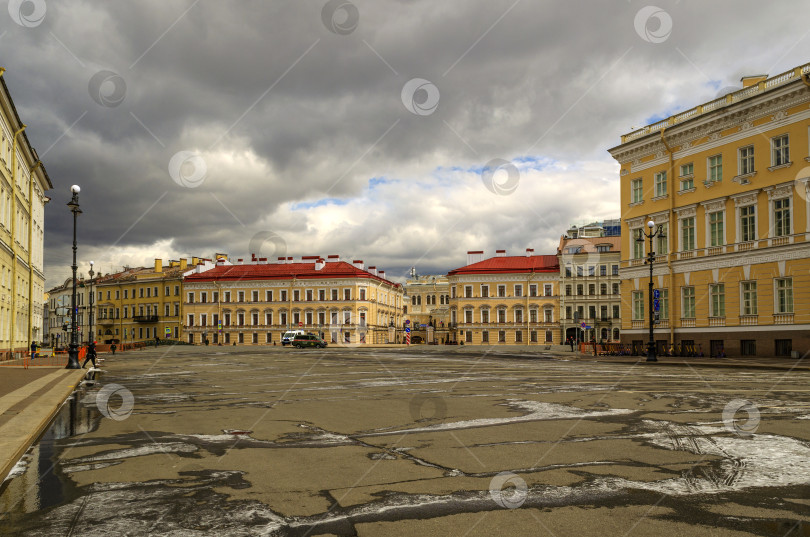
[28,160,42,347]
[660,127,675,346]
[10,124,26,354]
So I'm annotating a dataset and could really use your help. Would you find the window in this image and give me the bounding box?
[201,292,207,303]
[600,265,607,276]
[565,306,572,319]
[359,288,366,301]
[330,289,337,301]
[497,285,506,297]
[681,217,695,251]
[577,284,583,295]
[165,286,169,297]
[530,309,537,323]
[680,162,693,177]
[659,289,669,319]
[514,285,522,297]
[710,284,725,317]
[187,292,194,303]
[464,310,473,323]
[596,245,611,253]
[709,211,724,246]
[740,205,756,243]
[498,309,506,323]
[498,330,505,343]
[775,339,792,357]
[633,231,644,259]
[213,292,219,303]
[464,286,472,298]
[654,171,667,197]
[682,287,695,318]
[139,288,144,298]
[576,265,583,277]
[318,290,325,301]
[482,331,489,343]
[600,283,607,295]
[588,306,596,320]
[772,134,789,166]
[613,305,620,319]
[124,289,128,299]
[632,291,644,320]
[238,291,245,302]
[588,284,595,296]
[612,283,619,295]
[739,145,754,175]
[146,287,151,298]
[612,265,619,276]
[588,265,595,276]
[774,198,790,237]
[481,309,489,323]
[515,309,523,323]
[187,314,194,326]
[253,290,259,302]
[294,290,300,302]
[631,179,643,203]
[515,331,522,343]
[656,223,668,254]
[741,340,756,356]
[175,285,180,296]
[776,278,793,313]
[565,266,572,277]
[741,282,757,315]
[708,154,722,183]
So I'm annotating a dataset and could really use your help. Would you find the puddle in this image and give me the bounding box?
[0,382,102,517]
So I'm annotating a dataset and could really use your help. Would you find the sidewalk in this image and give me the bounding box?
[0,367,89,483]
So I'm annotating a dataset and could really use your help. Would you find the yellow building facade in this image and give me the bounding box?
[92,258,204,344]
[610,63,810,357]
[448,250,560,345]
[403,273,451,344]
[183,256,404,345]
[0,69,52,353]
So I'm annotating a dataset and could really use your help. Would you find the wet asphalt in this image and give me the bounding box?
[0,345,808,536]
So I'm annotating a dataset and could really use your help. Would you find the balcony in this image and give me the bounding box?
[97,318,115,326]
[707,246,723,256]
[680,318,696,328]
[631,320,643,329]
[737,242,755,252]
[774,313,794,324]
[133,315,159,323]
[708,317,725,327]
[739,315,758,326]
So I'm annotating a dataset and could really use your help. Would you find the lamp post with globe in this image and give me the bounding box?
[636,218,666,362]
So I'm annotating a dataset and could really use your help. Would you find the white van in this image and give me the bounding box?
[282,330,306,346]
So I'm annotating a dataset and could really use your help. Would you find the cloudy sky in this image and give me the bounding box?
[2,0,808,287]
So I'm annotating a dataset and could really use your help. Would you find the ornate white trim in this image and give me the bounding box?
[700,197,728,213]
[763,182,793,200]
[626,216,645,228]
[674,204,697,218]
[730,190,760,206]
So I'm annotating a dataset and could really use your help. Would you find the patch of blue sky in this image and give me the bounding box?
[290,197,349,211]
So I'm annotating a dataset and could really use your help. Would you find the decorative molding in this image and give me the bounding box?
[680,141,691,150]
[626,216,645,228]
[772,110,787,121]
[677,187,696,195]
[767,161,793,172]
[708,132,721,142]
[655,150,665,159]
[628,200,645,208]
[674,204,697,218]
[740,121,753,131]
[732,171,757,185]
[730,190,760,206]
[670,241,810,275]
[620,169,629,176]
[763,181,794,200]
[700,197,728,213]
[651,194,669,202]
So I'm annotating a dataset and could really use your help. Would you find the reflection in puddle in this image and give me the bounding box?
[0,385,102,516]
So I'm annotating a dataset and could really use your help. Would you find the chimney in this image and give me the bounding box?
[467,251,485,265]
[368,266,377,276]
[192,257,200,266]
[217,258,226,265]
[526,248,534,257]
[237,258,244,265]
[154,259,162,273]
[741,74,768,88]
[251,253,257,261]
[496,249,507,257]
[353,260,364,270]
[378,270,385,279]
[180,259,188,270]
[277,257,286,264]
[287,256,294,264]
[315,258,325,270]
[258,257,268,264]
[327,255,340,262]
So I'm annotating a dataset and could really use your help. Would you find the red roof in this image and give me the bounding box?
[448,255,559,276]
[184,261,399,286]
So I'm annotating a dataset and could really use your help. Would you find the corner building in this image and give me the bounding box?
[609,63,810,357]
[448,250,560,345]
[182,256,403,345]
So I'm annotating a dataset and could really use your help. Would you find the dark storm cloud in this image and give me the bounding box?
[0,0,806,285]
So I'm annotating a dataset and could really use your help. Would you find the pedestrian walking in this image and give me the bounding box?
[82,341,97,369]
[30,341,37,359]
[111,343,117,355]
[568,337,574,352]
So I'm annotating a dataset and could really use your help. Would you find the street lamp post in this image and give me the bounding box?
[88,260,94,345]
[636,219,666,362]
[66,185,82,369]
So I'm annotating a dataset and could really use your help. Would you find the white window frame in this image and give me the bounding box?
[771,134,790,167]
[738,145,755,176]
[708,154,722,183]
[654,171,667,197]
[631,178,643,203]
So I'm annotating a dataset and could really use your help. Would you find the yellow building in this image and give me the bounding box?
[92,258,207,344]
[609,63,810,357]
[403,272,451,344]
[0,68,52,353]
[448,250,560,345]
[182,255,404,345]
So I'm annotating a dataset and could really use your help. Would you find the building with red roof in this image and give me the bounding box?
[183,255,403,345]
[445,249,560,345]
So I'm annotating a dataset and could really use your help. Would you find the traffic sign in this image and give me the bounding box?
[653,299,660,312]
[298,322,303,328]
[405,327,411,333]
[653,289,660,299]
[580,322,585,328]
[405,320,410,325]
